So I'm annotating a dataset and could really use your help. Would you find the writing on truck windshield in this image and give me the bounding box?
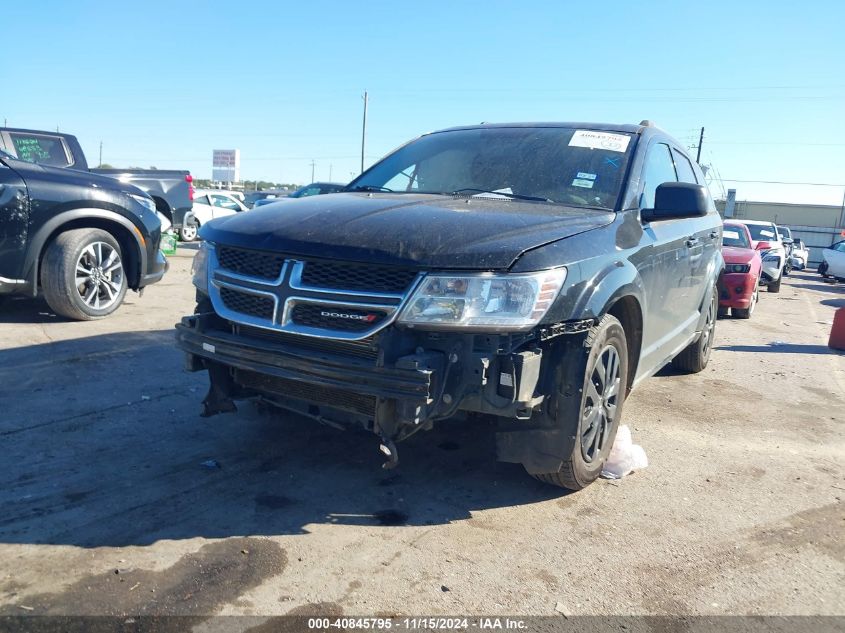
[349,127,633,210]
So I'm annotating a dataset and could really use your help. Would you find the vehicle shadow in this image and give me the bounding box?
[714,342,841,355]
[820,298,845,308]
[0,295,71,324]
[0,330,568,549]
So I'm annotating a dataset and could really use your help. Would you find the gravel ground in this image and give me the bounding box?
[0,246,842,619]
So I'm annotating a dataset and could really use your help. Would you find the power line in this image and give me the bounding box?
[720,178,845,186]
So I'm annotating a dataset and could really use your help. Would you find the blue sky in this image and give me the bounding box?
[3,0,844,205]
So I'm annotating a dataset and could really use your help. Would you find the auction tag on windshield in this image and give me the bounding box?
[723,230,740,240]
[569,130,630,153]
[572,178,595,188]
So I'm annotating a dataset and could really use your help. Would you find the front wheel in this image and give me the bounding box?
[672,284,717,373]
[768,273,782,293]
[531,314,629,490]
[41,229,128,320]
[733,284,758,319]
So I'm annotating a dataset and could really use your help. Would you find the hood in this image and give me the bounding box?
[721,245,757,265]
[8,158,147,197]
[200,192,615,269]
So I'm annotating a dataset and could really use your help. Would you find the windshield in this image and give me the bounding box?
[744,223,777,241]
[722,226,751,248]
[347,127,634,210]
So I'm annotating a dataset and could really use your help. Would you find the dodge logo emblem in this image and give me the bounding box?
[321,310,378,323]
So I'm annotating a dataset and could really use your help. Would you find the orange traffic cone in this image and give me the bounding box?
[829,308,845,351]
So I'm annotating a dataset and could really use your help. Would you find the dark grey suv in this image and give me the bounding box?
[177,121,723,490]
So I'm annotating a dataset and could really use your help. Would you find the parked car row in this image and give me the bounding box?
[718,219,802,319]
[819,240,845,280]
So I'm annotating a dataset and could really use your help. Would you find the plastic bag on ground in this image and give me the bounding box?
[601,424,648,479]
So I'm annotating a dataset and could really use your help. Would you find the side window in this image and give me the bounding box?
[210,194,241,210]
[8,132,71,167]
[672,149,698,184]
[193,195,210,206]
[640,142,677,208]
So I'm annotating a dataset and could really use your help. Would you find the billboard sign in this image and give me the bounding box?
[212,149,240,182]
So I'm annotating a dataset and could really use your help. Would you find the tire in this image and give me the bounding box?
[783,260,792,276]
[733,284,758,319]
[819,261,829,277]
[180,222,199,242]
[768,273,781,293]
[40,229,128,320]
[531,314,628,490]
[717,306,730,318]
[672,284,717,373]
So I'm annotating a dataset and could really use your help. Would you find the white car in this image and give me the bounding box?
[820,240,845,280]
[181,190,248,241]
[734,219,787,292]
[790,237,810,270]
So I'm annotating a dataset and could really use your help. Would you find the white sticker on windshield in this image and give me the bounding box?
[760,229,775,237]
[569,130,631,153]
[723,230,740,240]
[572,179,594,189]
[576,172,597,180]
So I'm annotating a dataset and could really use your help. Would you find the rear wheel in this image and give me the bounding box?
[180,221,199,242]
[41,229,128,320]
[819,261,829,278]
[530,314,628,490]
[672,284,717,373]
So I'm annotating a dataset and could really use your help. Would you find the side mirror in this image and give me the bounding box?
[755,242,767,251]
[641,182,710,223]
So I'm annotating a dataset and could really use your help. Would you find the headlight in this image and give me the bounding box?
[191,242,212,293]
[397,269,567,331]
[726,264,751,273]
[762,253,781,263]
[129,193,157,213]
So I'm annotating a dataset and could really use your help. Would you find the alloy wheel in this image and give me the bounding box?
[581,344,621,463]
[75,242,125,310]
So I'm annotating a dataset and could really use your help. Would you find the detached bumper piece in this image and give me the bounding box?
[176,313,433,426]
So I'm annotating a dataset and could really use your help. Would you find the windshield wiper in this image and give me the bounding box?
[348,185,394,192]
[449,188,552,203]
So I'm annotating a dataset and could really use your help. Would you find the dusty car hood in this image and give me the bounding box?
[201,193,615,269]
[721,246,758,265]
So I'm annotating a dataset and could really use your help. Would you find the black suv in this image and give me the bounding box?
[177,122,723,490]
[0,150,167,319]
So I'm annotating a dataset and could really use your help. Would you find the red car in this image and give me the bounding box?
[719,221,763,319]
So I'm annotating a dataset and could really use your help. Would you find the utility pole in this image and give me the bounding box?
[329,164,333,181]
[695,127,705,163]
[361,90,368,174]
[310,160,316,183]
[99,141,103,167]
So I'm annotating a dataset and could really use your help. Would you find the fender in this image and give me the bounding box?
[693,249,725,332]
[21,208,147,296]
[544,257,646,324]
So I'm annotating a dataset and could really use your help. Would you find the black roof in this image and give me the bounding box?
[432,122,649,135]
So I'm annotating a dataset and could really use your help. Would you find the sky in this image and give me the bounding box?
[3,0,844,206]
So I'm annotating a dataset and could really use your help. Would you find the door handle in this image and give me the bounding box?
[685,237,700,248]
[709,231,719,239]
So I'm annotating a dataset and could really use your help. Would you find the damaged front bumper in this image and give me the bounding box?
[176,311,593,435]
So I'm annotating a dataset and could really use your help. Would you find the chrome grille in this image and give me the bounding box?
[290,304,389,333]
[209,246,421,340]
[300,261,418,294]
[217,246,285,280]
[220,287,274,320]
[234,369,376,416]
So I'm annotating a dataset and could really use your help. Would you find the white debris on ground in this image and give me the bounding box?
[601,424,648,479]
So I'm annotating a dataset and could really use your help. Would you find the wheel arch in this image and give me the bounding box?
[604,295,643,395]
[24,210,147,295]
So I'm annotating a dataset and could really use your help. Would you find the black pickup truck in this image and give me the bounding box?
[0,148,167,319]
[0,127,194,231]
[177,122,723,490]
